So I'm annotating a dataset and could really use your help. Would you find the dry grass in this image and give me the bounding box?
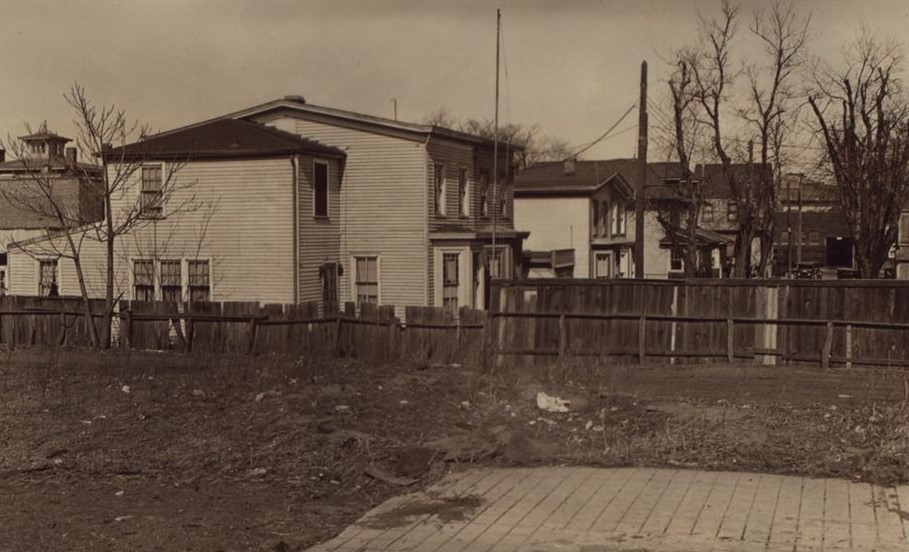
[0,349,907,551]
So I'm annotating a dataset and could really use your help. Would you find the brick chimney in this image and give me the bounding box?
[563,158,576,175]
[65,147,77,170]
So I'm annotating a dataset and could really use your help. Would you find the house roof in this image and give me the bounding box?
[156,96,518,150]
[660,226,735,247]
[0,158,100,174]
[105,119,346,161]
[774,210,850,236]
[19,130,70,142]
[514,159,688,200]
[695,162,773,199]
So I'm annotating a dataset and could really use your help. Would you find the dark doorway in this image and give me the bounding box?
[826,236,854,267]
[320,261,339,314]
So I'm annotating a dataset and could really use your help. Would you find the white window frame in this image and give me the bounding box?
[458,167,469,217]
[130,258,155,301]
[139,162,166,219]
[313,159,330,218]
[702,204,714,223]
[594,252,612,279]
[187,258,213,302]
[441,251,460,314]
[352,254,380,306]
[129,257,214,302]
[478,169,489,217]
[669,247,683,272]
[434,164,446,217]
[37,258,59,296]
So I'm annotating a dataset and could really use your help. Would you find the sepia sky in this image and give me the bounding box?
[2,0,908,162]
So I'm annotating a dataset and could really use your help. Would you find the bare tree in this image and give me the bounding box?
[425,110,572,170]
[1,123,105,345]
[64,83,202,346]
[741,3,810,275]
[662,57,707,277]
[6,84,199,347]
[808,33,909,277]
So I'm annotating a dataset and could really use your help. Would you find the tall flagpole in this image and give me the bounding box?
[492,8,500,276]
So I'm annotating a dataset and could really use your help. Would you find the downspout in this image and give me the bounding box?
[292,154,300,304]
[423,135,431,307]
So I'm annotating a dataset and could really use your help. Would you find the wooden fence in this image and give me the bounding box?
[0,295,107,348]
[488,279,909,368]
[2,278,909,369]
[118,300,487,365]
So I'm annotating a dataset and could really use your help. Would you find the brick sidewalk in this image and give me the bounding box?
[307,467,909,552]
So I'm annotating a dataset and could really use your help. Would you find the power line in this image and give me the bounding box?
[563,103,637,161]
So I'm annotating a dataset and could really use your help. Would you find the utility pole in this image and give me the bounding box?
[635,61,647,279]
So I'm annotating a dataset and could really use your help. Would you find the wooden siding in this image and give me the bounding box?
[8,158,298,304]
[257,114,428,317]
[514,196,590,278]
[298,154,342,304]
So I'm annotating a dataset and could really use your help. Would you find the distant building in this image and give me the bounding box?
[0,126,102,294]
[774,173,853,276]
[515,159,729,279]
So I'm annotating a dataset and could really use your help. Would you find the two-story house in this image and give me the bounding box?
[7,119,346,307]
[226,96,527,314]
[514,159,725,278]
[0,127,102,294]
[7,98,525,316]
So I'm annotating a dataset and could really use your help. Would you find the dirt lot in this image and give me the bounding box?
[0,348,907,551]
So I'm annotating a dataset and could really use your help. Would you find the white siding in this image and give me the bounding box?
[258,114,428,317]
[9,158,298,304]
[298,154,342,304]
[514,197,590,278]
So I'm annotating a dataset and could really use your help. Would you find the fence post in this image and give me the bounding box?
[821,320,833,370]
[726,317,734,363]
[58,310,66,347]
[638,314,646,363]
[845,324,852,370]
[558,313,566,358]
[669,284,678,364]
[247,316,258,354]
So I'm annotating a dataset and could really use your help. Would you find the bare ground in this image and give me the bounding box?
[0,348,907,551]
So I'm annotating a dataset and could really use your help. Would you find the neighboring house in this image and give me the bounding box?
[774,173,853,276]
[893,208,909,279]
[7,119,346,307]
[0,127,102,294]
[696,162,772,274]
[514,159,726,279]
[225,96,526,314]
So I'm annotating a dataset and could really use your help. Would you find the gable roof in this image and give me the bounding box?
[515,159,688,200]
[105,119,345,161]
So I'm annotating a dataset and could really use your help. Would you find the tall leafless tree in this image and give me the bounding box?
[808,33,909,278]
[741,3,810,275]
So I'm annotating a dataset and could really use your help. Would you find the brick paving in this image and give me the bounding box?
[308,467,909,552]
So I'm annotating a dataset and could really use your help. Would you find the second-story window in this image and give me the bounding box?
[600,201,610,237]
[499,181,509,218]
[613,203,626,235]
[479,170,489,216]
[458,168,469,217]
[314,161,329,217]
[140,164,164,218]
[434,164,446,216]
[702,204,714,223]
[727,200,738,222]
